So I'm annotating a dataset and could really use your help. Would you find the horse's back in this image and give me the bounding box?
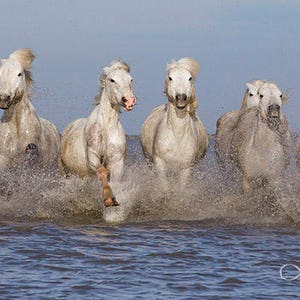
[40,118,60,162]
[215,110,240,163]
[60,118,89,176]
[140,104,166,160]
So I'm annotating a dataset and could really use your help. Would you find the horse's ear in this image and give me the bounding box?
[282,92,289,104]
[103,66,110,76]
[166,60,176,73]
[9,48,35,70]
[0,59,6,66]
[246,82,256,91]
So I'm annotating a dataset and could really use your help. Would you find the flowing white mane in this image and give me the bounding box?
[166,57,199,78]
[95,60,130,105]
[7,48,35,85]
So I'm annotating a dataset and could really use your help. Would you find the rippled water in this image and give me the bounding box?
[0,137,300,298]
[1,221,299,299]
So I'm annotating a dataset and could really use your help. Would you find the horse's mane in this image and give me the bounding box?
[95,60,130,105]
[165,57,199,115]
[9,48,35,86]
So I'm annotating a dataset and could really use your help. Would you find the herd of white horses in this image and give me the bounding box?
[0,49,298,214]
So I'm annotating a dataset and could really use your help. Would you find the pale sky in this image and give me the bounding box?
[1,0,299,134]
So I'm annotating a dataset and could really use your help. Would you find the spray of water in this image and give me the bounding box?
[0,136,299,225]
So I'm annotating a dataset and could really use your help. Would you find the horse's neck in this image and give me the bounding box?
[1,94,37,125]
[90,89,119,129]
[166,101,191,129]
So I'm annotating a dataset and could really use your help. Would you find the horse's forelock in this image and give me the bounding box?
[167,58,199,78]
[9,48,35,71]
[104,60,130,75]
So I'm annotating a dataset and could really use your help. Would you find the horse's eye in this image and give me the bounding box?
[169,76,172,81]
[189,77,192,81]
[260,94,263,99]
[17,73,22,77]
[249,93,253,97]
[110,78,115,83]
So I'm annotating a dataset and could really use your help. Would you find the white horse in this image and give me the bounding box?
[59,60,136,207]
[0,49,60,169]
[230,81,291,193]
[141,58,208,186]
[215,80,266,164]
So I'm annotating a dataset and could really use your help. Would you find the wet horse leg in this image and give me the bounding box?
[97,164,119,207]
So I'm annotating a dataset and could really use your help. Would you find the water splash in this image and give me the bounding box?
[0,136,299,225]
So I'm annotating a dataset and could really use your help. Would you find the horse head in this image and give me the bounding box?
[258,81,288,129]
[165,57,199,114]
[240,80,266,111]
[98,60,136,112]
[0,49,34,109]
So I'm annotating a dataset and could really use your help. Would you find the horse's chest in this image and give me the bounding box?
[105,130,126,158]
[156,130,196,162]
[88,124,125,159]
[241,131,285,174]
[0,122,40,157]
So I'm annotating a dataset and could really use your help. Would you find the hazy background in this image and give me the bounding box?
[1,0,299,134]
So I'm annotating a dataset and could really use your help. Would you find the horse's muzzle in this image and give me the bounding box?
[175,93,188,109]
[267,104,281,118]
[0,95,12,109]
[121,96,136,112]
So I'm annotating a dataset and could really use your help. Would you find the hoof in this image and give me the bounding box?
[104,197,120,207]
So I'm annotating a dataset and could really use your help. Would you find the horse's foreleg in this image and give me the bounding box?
[179,168,191,187]
[154,157,169,190]
[109,159,124,182]
[97,165,119,207]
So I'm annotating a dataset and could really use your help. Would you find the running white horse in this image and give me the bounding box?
[230,81,291,194]
[59,60,136,207]
[0,49,60,169]
[141,58,208,186]
[215,80,266,164]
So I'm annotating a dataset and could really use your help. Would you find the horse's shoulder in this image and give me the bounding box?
[151,104,167,115]
[216,110,240,130]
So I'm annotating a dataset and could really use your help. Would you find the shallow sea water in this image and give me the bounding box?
[0,137,300,299]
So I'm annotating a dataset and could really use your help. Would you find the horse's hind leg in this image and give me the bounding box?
[97,165,119,207]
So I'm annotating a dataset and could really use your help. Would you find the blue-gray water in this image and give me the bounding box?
[0,137,300,299]
[1,221,300,299]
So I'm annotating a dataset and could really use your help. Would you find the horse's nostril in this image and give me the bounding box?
[121,97,126,104]
[268,104,280,111]
[176,94,187,101]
